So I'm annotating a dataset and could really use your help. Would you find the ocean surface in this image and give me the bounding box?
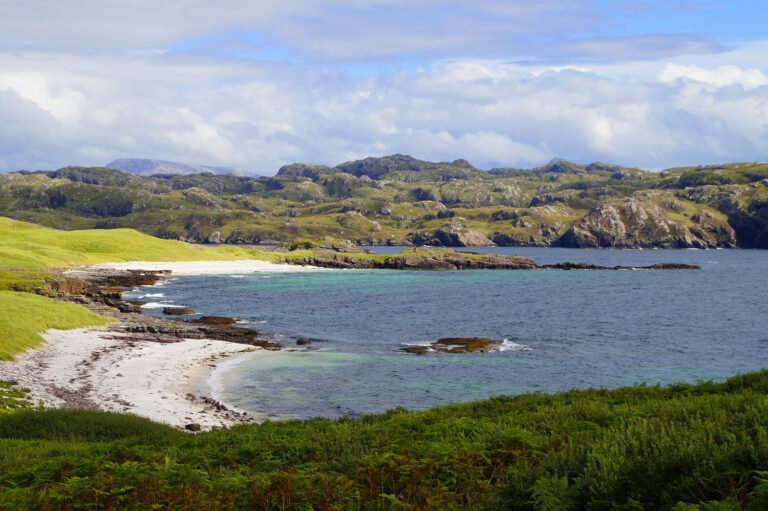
[127,248,768,420]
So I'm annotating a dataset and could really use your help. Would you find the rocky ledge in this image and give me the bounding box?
[51,269,282,350]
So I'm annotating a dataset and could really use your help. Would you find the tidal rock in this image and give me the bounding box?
[163,307,196,315]
[401,337,505,354]
[185,423,202,432]
[193,316,238,326]
[296,337,312,346]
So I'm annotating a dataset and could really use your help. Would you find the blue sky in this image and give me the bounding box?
[0,0,766,172]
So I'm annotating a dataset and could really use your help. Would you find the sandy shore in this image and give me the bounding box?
[88,259,322,275]
[0,259,324,429]
[0,326,263,429]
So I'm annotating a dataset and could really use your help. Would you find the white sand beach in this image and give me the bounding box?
[0,258,326,429]
[0,327,263,430]
[87,259,322,275]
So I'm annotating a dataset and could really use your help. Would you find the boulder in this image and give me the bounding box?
[401,337,505,354]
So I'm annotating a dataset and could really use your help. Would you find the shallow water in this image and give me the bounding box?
[127,248,768,420]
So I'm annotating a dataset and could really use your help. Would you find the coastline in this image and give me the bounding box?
[87,259,325,275]
[1,258,326,430]
[0,326,263,429]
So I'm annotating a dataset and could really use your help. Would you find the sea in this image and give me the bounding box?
[125,247,768,420]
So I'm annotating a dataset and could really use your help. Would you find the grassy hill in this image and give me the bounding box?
[1,156,766,248]
[0,217,281,359]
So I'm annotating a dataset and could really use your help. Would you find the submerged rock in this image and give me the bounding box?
[163,307,196,315]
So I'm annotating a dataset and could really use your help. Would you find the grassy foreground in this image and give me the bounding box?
[1,372,768,509]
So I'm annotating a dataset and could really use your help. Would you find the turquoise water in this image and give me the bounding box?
[129,248,768,420]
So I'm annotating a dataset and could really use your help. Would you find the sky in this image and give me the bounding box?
[0,0,766,173]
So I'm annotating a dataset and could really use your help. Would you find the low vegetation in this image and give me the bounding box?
[1,372,768,509]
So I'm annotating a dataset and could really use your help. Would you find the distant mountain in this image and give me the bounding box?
[105,158,237,176]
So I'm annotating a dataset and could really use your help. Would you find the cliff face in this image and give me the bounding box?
[557,196,737,248]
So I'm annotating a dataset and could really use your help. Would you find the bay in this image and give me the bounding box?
[127,248,768,420]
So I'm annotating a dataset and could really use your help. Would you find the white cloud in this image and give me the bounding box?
[659,64,768,90]
[0,2,766,172]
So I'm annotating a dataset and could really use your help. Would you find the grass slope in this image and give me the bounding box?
[0,291,113,360]
[0,216,278,271]
[1,372,768,509]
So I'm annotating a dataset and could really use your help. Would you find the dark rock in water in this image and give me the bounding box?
[402,345,430,355]
[434,337,503,353]
[184,423,202,432]
[116,302,143,314]
[401,337,504,354]
[163,307,196,315]
[647,263,701,270]
[541,261,701,271]
[296,337,312,346]
[193,316,238,326]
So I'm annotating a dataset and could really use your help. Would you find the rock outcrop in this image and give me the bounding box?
[401,337,505,354]
[286,247,537,270]
[409,227,494,247]
[557,197,737,248]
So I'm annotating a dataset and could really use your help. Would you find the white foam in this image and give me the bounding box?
[141,302,175,309]
[500,339,531,352]
[141,293,165,298]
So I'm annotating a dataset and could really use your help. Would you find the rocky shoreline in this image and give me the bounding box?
[282,247,701,271]
[13,267,294,430]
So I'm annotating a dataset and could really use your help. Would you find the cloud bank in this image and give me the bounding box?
[0,1,766,172]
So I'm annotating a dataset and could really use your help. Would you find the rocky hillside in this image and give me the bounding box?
[1,156,766,248]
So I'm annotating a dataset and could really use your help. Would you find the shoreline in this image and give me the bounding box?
[1,258,326,430]
[0,326,263,430]
[87,259,326,275]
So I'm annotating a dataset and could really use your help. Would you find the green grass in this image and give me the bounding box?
[0,291,114,360]
[0,216,293,361]
[1,372,768,509]
[0,382,32,413]
[0,216,279,271]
